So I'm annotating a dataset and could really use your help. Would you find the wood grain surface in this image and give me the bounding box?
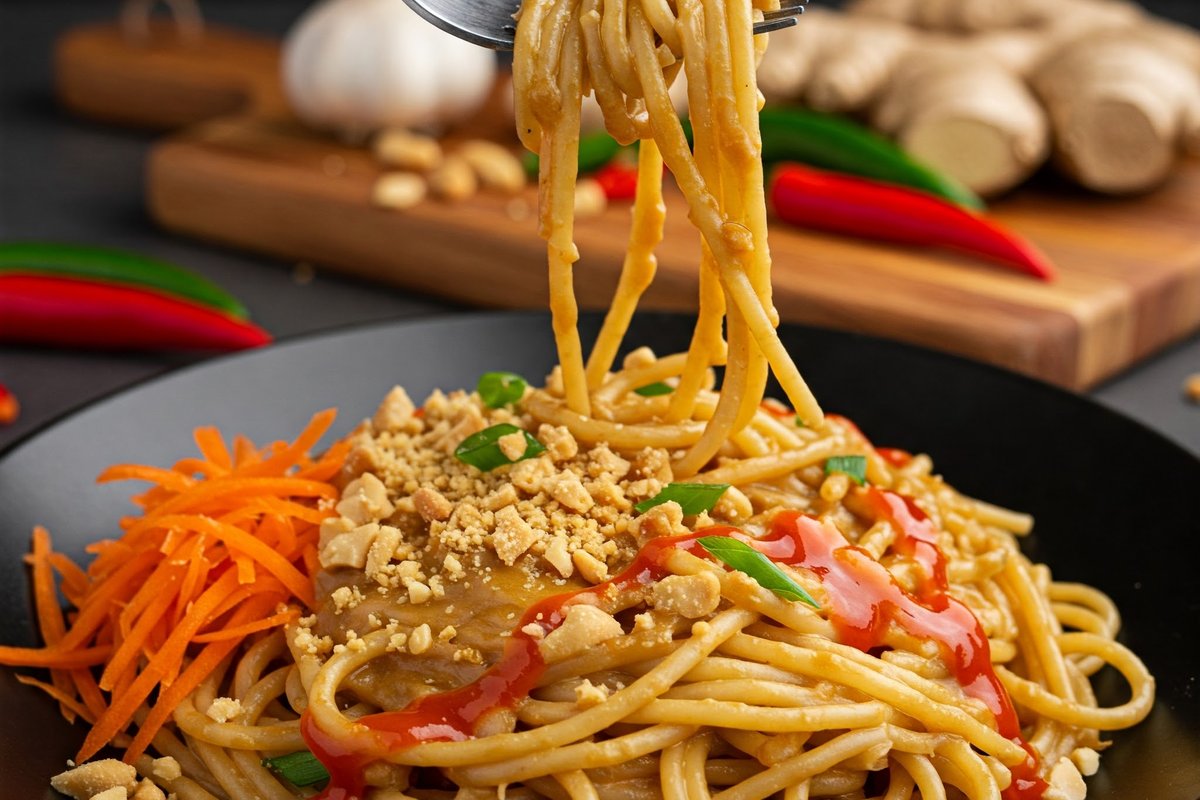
[54,20,286,129]
[148,115,1200,389]
[53,23,1200,390]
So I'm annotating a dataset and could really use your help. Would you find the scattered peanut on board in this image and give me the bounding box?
[1184,373,1200,404]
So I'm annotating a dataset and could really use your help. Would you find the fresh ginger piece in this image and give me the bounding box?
[757,9,911,113]
[1032,26,1200,193]
[872,45,1049,196]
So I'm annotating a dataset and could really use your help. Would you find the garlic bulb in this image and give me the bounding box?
[283,0,497,135]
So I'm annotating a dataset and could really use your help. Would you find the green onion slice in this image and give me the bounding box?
[824,455,867,485]
[697,536,820,609]
[633,381,674,397]
[454,424,545,472]
[476,371,528,408]
[635,483,730,515]
[262,751,330,787]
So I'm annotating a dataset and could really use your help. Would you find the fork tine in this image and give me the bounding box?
[760,7,804,21]
[753,15,800,34]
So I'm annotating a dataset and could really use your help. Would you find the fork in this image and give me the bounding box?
[401,0,806,50]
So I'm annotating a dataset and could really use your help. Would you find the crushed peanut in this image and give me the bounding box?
[204,697,242,723]
[1043,757,1087,800]
[651,572,722,619]
[51,760,138,800]
[539,604,623,662]
[131,778,167,800]
[574,678,611,708]
[409,623,433,655]
[150,758,181,782]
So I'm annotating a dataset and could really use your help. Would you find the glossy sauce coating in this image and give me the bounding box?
[304,489,1044,800]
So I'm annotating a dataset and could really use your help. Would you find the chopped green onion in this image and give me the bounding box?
[454,424,546,472]
[476,371,528,408]
[634,381,674,397]
[635,483,730,515]
[825,455,867,485]
[697,536,820,609]
[262,751,330,787]
[795,415,805,428]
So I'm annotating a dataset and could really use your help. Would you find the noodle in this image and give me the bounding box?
[4,1,1158,799]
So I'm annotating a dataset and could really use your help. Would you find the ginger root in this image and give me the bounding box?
[758,12,1048,196]
[872,45,1050,196]
[844,0,1138,35]
[757,8,912,113]
[756,0,1200,196]
[1032,24,1200,193]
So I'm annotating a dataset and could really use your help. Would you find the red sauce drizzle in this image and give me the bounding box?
[304,533,693,799]
[303,490,1045,800]
[760,399,796,419]
[765,493,1045,799]
[876,447,913,467]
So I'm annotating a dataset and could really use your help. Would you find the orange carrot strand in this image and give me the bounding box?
[193,426,232,471]
[0,645,112,668]
[96,464,196,492]
[152,514,315,607]
[240,409,337,478]
[122,592,281,763]
[191,607,298,643]
[16,674,95,723]
[77,569,241,762]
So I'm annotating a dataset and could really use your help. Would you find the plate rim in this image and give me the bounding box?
[3,309,1197,471]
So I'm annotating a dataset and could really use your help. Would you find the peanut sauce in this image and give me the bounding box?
[304,489,1045,800]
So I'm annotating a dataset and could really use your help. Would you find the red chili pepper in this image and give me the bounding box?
[768,163,1055,281]
[594,162,639,201]
[0,274,272,351]
[0,383,18,426]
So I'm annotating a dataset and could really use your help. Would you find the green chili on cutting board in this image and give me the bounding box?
[0,241,249,318]
[523,130,625,177]
[681,108,984,210]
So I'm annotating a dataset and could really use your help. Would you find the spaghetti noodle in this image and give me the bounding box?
[3,1,1156,799]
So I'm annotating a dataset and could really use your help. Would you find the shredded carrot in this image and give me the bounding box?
[29,527,77,722]
[0,410,346,766]
[96,465,196,492]
[192,608,301,643]
[0,644,113,668]
[16,674,95,723]
[193,426,232,471]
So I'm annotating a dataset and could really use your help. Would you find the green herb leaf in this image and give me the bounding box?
[455,424,546,472]
[634,381,674,397]
[262,751,330,787]
[476,371,528,408]
[635,483,730,515]
[697,536,820,609]
[825,455,867,485]
[795,415,805,428]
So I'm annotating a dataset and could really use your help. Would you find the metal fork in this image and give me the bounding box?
[401,0,806,51]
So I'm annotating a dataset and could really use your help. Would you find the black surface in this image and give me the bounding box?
[1,312,1199,799]
[2,0,1200,457]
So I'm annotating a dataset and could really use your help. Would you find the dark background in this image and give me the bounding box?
[2,0,1200,455]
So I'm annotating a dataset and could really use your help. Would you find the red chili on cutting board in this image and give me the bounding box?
[0,274,272,352]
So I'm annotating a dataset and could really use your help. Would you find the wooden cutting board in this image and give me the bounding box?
[56,22,1200,390]
[147,115,1200,390]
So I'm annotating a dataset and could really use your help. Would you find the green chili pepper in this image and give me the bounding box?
[757,108,984,210]
[523,131,625,177]
[0,241,249,318]
[681,109,984,210]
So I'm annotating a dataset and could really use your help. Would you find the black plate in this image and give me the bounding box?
[2,312,1199,799]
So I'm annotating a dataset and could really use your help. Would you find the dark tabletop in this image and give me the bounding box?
[1,0,1199,456]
